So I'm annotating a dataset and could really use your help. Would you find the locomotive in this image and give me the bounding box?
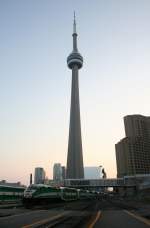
[23,184,98,207]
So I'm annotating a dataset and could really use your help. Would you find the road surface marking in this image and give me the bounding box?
[124,210,150,226]
[22,211,68,228]
[88,210,101,228]
[0,210,45,220]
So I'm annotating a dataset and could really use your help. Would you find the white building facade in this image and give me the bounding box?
[84,167,102,179]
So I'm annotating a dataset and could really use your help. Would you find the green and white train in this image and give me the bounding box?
[0,185,25,202]
[23,184,98,206]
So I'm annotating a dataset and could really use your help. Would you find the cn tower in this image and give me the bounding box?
[66,13,84,179]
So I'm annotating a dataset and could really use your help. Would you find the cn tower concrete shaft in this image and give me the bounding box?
[66,15,84,179]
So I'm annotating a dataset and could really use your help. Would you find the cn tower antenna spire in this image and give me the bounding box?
[73,11,76,34]
[72,12,78,51]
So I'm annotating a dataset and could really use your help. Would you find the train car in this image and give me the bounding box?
[23,184,79,207]
[0,185,25,203]
[23,184,61,206]
[60,187,78,201]
[78,189,89,199]
[88,190,98,199]
[78,189,98,199]
[23,184,98,207]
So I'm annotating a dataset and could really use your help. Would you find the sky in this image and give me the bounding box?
[0,0,150,185]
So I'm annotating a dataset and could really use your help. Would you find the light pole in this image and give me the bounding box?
[99,165,103,179]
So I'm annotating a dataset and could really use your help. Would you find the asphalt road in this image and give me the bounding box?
[0,199,149,228]
[92,210,150,228]
[90,199,150,228]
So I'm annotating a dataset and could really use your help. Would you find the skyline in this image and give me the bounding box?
[1,0,150,185]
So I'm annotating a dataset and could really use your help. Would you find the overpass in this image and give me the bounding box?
[64,178,134,188]
[64,174,150,189]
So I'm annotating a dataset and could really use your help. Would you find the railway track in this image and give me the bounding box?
[25,200,98,228]
[0,202,22,209]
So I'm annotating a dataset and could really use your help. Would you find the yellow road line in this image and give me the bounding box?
[88,210,101,228]
[124,210,150,226]
[22,211,68,228]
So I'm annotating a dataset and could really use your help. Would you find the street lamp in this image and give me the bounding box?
[99,165,103,179]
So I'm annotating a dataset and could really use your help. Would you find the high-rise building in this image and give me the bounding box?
[66,14,84,179]
[115,115,150,177]
[61,166,66,180]
[34,167,45,184]
[53,163,62,181]
[124,115,150,138]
